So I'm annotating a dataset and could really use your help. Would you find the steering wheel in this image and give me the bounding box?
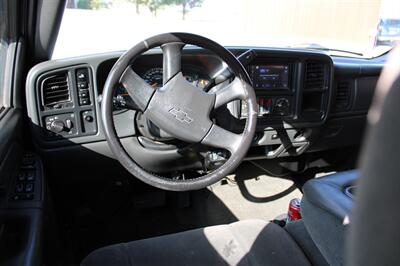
[102,33,257,191]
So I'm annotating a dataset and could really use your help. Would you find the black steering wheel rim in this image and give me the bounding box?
[102,32,257,191]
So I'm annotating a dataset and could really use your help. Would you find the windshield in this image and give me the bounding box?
[53,0,400,59]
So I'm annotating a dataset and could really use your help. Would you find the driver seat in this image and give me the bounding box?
[82,219,311,266]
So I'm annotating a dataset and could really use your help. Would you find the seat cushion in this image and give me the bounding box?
[285,220,329,266]
[81,220,311,266]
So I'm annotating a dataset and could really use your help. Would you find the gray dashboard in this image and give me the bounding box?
[25,47,384,162]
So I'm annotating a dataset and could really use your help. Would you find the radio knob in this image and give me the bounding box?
[275,98,290,115]
[50,120,65,133]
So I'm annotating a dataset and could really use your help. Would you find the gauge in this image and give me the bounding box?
[142,67,163,88]
[184,72,209,89]
[188,77,210,89]
[184,73,198,83]
[141,67,210,90]
[182,72,210,90]
[114,86,128,97]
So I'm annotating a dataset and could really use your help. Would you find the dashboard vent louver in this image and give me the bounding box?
[304,61,326,91]
[334,82,351,112]
[41,72,71,107]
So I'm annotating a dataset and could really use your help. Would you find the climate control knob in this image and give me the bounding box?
[275,98,290,115]
[50,120,65,133]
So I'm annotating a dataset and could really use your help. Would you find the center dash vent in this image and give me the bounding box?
[41,72,71,108]
[333,81,351,112]
[304,61,326,91]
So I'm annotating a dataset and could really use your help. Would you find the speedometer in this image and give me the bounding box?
[142,67,163,88]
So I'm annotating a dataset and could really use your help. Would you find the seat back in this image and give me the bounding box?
[347,46,400,266]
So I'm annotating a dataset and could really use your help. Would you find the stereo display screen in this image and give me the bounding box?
[249,64,290,90]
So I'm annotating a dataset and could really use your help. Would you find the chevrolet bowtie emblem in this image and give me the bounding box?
[169,107,193,124]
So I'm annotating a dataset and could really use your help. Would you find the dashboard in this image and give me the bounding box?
[25,47,383,164]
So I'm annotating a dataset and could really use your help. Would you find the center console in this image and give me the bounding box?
[242,63,293,117]
[236,50,333,159]
[241,51,332,125]
[301,170,358,266]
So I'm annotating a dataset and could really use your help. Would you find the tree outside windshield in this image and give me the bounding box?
[53,0,400,59]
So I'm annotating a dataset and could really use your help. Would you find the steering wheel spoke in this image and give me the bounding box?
[213,77,247,108]
[201,124,243,153]
[161,42,185,85]
[120,67,155,111]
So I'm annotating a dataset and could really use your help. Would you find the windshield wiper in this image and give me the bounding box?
[289,43,364,57]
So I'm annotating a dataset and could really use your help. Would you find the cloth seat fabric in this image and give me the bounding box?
[82,219,311,266]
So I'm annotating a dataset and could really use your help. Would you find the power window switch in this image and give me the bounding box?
[26,194,34,200]
[15,184,24,193]
[17,172,26,181]
[25,183,34,193]
[22,157,35,166]
[26,171,36,181]
[24,153,35,158]
[12,194,34,201]
[13,194,21,201]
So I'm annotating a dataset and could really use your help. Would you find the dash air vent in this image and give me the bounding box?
[304,61,326,91]
[41,72,71,108]
[334,82,351,112]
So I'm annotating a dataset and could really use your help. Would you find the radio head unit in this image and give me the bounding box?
[249,64,290,90]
